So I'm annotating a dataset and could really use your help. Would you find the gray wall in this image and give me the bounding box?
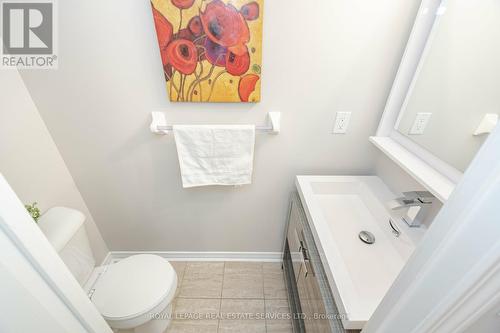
[20,0,421,251]
[396,0,500,172]
[374,154,442,228]
[0,69,108,262]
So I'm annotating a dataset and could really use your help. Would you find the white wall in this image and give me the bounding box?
[19,0,421,251]
[0,69,108,262]
[374,154,424,195]
[374,153,442,227]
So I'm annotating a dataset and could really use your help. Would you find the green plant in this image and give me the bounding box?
[25,202,41,222]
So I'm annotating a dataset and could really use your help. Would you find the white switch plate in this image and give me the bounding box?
[333,112,351,134]
[409,112,432,135]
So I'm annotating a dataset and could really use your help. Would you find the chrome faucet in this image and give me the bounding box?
[387,191,435,228]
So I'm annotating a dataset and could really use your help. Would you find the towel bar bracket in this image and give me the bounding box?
[150,112,280,135]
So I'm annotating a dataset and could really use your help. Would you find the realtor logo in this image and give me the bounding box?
[1,0,57,68]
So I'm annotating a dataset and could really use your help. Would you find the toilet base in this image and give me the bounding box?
[95,257,178,333]
[108,301,174,333]
[134,303,173,333]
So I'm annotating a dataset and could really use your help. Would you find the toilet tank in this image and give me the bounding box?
[38,207,96,286]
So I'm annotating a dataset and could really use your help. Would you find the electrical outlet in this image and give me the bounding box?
[333,112,351,134]
[409,112,432,135]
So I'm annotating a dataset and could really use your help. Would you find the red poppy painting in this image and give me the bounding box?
[151,0,263,102]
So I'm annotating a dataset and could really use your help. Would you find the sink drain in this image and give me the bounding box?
[359,231,375,244]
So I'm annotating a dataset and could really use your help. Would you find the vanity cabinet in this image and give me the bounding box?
[287,201,304,283]
[283,193,353,333]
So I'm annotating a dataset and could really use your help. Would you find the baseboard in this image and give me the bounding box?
[101,251,283,265]
[100,252,113,266]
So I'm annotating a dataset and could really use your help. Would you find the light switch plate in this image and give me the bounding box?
[333,112,351,134]
[409,112,432,135]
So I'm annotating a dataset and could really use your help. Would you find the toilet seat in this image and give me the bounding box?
[91,254,177,327]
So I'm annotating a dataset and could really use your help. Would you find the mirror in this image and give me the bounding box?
[395,0,500,172]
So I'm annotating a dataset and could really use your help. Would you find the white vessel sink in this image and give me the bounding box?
[296,176,424,330]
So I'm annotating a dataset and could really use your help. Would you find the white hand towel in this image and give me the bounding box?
[173,125,255,188]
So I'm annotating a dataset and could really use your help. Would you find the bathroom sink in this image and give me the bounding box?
[295,176,424,329]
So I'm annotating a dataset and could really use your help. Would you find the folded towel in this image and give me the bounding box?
[173,125,256,188]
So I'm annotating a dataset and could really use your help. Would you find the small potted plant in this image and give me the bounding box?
[25,202,41,222]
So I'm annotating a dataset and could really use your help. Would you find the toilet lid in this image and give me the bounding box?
[91,254,176,320]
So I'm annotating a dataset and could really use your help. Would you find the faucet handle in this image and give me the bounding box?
[402,191,435,204]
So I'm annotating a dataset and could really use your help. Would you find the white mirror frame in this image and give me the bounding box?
[370,0,461,203]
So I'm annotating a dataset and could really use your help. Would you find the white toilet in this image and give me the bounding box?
[38,207,177,333]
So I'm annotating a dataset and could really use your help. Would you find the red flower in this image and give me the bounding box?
[151,6,173,66]
[171,0,195,10]
[166,39,198,75]
[188,16,203,36]
[200,0,249,48]
[225,46,250,76]
[240,2,259,21]
[175,29,206,61]
[238,74,259,102]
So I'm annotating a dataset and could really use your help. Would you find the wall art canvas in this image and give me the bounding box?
[151,0,263,103]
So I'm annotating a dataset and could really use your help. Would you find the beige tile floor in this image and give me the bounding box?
[165,261,293,333]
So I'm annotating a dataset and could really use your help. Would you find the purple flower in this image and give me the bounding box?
[204,38,227,67]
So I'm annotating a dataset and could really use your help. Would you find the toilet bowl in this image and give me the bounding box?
[88,254,177,333]
[38,207,177,333]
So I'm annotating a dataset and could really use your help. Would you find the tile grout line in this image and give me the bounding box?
[261,263,267,333]
[176,296,267,299]
[176,261,189,298]
[216,296,222,333]
[217,261,225,333]
[172,262,185,325]
[167,261,291,333]
[177,263,185,295]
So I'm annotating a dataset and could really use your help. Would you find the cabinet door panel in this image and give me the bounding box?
[305,270,329,332]
[288,200,305,282]
[287,193,348,333]
[297,263,314,332]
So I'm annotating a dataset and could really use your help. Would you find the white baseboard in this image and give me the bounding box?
[101,251,283,265]
[100,252,113,266]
